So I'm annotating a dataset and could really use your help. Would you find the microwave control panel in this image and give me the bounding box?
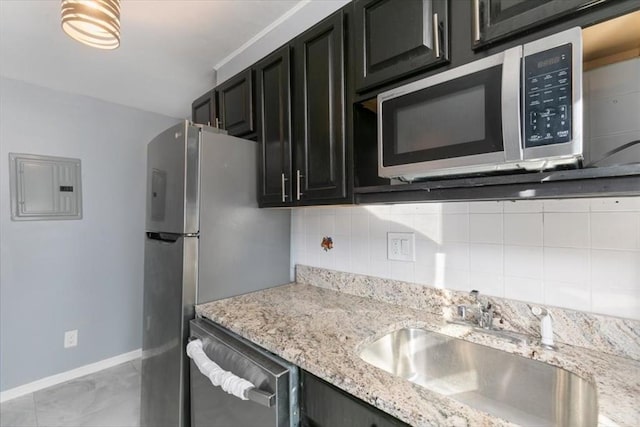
[523,43,573,148]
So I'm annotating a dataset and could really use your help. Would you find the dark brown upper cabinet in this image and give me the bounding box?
[191,89,215,126]
[293,10,348,204]
[353,0,449,93]
[215,69,255,137]
[472,0,611,48]
[255,46,293,207]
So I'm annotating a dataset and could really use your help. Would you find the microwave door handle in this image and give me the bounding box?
[501,46,523,162]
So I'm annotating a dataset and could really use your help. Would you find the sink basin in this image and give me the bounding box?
[358,328,597,426]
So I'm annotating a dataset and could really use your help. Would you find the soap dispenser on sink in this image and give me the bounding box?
[531,306,557,350]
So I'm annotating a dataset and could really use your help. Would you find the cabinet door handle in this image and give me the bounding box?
[281,173,288,203]
[433,13,441,59]
[296,170,304,201]
[215,118,220,129]
[472,0,481,43]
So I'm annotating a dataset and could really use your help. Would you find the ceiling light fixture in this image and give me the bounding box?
[61,0,121,50]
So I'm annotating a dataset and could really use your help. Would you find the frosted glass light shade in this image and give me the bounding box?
[61,0,121,50]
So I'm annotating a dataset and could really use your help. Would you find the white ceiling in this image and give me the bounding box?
[0,0,305,119]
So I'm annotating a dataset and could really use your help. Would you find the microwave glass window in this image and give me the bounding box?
[395,85,486,154]
[382,65,503,167]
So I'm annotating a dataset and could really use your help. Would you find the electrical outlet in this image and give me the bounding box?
[387,232,415,261]
[64,330,78,348]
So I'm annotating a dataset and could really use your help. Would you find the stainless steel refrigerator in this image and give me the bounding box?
[140,121,291,427]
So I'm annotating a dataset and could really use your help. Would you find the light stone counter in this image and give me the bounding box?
[196,271,639,426]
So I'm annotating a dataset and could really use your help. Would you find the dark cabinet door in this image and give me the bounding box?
[293,11,347,204]
[473,0,609,47]
[354,0,449,92]
[301,371,409,427]
[255,46,293,207]
[216,68,255,137]
[191,90,215,126]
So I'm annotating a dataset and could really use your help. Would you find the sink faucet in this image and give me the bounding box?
[468,290,494,329]
[452,290,530,346]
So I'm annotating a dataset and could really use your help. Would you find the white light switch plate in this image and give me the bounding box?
[387,232,415,262]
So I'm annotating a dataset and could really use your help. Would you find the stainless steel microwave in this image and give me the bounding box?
[378,28,583,181]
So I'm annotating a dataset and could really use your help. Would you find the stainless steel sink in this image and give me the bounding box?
[358,328,597,426]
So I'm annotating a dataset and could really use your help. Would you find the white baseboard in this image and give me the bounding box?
[0,348,141,403]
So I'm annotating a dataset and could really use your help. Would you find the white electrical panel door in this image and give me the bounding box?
[9,153,82,220]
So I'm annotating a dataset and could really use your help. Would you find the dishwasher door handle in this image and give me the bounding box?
[246,387,276,408]
[187,338,276,408]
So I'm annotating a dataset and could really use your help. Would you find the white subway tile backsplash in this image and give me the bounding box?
[370,237,389,263]
[293,198,640,320]
[504,213,543,246]
[305,213,335,237]
[504,245,543,279]
[443,268,470,291]
[544,247,589,285]
[415,262,437,286]
[543,213,589,248]
[591,288,640,319]
[469,201,503,213]
[415,238,437,264]
[469,213,503,244]
[334,214,351,236]
[388,213,415,233]
[350,237,370,275]
[332,234,351,273]
[469,243,503,274]
[369,259,392,279]
[369,214,391,239]
[351,213,369,237]
[291,209,306,234]
[291,232,306,267]
[391,260,416,282]
[469,272,504,298]
[591,249,639,290]
[591,212,639,250]
[442,213,469,243]
[503,200,544,213]
[440,242,469,271]
[504,276,544,304]
[442,202,469,214]
[544,199,590,212]
[390,203,424,214]
[590,197,640,212]
[544,281,591,312]
[414,214,443,243]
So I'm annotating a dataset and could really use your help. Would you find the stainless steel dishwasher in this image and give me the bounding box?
[188,318,299,427]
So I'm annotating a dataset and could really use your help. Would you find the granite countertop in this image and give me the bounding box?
[196,282,640,427]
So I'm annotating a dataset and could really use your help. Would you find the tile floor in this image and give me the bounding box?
[0,360,140,427]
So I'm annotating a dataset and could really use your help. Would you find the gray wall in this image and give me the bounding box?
[0,77,180,391]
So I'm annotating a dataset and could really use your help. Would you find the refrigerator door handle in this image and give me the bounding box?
[146,231,181,242]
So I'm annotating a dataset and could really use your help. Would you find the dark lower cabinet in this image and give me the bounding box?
[354,0,449,92]
[301,371,409,427]
[293,10,348,204]
[255,46,293,207]
[191,89,215,126]
[216,68,255,137]
[473,0,612,47]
